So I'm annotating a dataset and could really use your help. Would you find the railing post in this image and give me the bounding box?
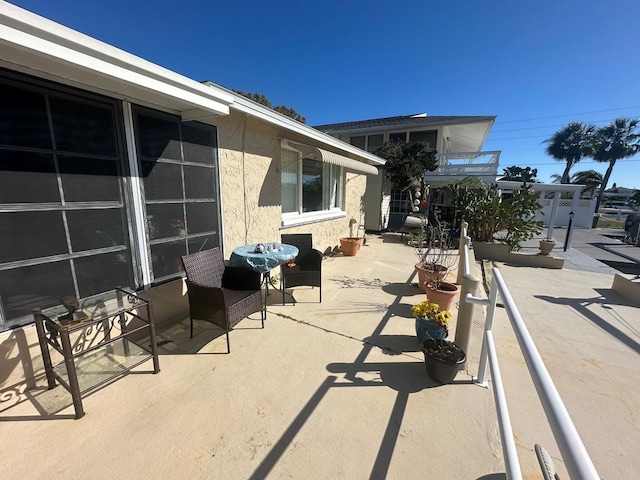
[475,269,500,386]
[455,271,480,370]
[456,229,469,285]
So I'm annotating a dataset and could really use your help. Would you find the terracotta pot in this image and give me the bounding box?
[340,237,361,256]
[425,281,460,312]
[415,263,449,292]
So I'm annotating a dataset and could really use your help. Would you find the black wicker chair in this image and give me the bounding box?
[280,234,322,304]
[181,247,264,353]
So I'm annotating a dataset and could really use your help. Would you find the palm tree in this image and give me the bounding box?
[570,170,603,199]
[592,118,640,212]
[550,174,562,184]
[543,122,596,183]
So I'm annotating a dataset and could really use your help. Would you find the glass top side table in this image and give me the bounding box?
[33,287,160,419]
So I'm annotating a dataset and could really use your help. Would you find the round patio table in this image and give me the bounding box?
[228,243,299,305]
[229,243,298,273]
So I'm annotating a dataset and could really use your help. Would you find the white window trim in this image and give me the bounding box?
[122,101,152,287]
[281,145,346,225]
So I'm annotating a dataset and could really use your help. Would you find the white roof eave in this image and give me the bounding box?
[0,2,233,117]
[227,93,386,167]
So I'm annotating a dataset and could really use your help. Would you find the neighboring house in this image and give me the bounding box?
[0,2,384,334]
[315,113,499,230]
[602,186,638,208]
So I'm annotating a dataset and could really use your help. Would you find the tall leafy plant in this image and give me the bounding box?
[376,140,438,189]
[447,177,543,250]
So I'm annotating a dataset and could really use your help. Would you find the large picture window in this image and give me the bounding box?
[0,73,133,330]
[133,107,220,283]
[0,71,222,332]
[281,147,343,224]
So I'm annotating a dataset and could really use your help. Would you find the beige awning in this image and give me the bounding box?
[315,147,379,175]
[282,140,379,175]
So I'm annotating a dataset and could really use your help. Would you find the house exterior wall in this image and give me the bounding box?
[209,110,368,256]
[0,3,379,402]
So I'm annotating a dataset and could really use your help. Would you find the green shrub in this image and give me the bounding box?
[447,177,543,250]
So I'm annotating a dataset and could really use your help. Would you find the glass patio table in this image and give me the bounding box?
[229,243,299,305]
[32,287,160,419]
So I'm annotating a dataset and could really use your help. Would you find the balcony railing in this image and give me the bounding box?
[429,151,501,179]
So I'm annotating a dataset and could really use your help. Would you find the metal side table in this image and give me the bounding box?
[33,287,160,419]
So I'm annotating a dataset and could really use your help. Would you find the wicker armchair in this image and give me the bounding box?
[181,247,264,353]
[280,234,322,304]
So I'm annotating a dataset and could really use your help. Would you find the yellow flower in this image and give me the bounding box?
[412,300,451,327]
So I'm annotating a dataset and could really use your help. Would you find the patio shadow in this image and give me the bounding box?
[364,334,420,355]
[535,293,640,355]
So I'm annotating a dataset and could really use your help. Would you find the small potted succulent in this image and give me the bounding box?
[340,218,361,256]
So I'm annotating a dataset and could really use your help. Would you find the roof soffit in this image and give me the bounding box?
[0,3,233,116]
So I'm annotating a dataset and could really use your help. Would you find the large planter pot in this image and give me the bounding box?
[415,263,449,293]
[422,339,466,384]
[340,237,361,256]
[415,316,447,343]
[471,241,511,261]
[425,281,460,312]
[538,239,556,256]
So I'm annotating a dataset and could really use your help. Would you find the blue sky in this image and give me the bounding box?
[11,0,640,188]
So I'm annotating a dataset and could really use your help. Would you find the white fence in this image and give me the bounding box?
[535,198,597,228]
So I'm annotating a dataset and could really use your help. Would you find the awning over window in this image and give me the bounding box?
[283,140,379,175]
[315,148,379,175]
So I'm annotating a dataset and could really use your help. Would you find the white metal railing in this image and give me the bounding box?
[458,222,600,479]
[431,151,501,178]
[436,151,501,164]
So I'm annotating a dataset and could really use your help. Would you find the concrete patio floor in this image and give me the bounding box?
[1,230,638,479]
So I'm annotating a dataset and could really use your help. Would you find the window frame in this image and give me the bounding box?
[0,71,137,330]
[280,145,346,228]
[0,70,223,331]
[130,105,222,285]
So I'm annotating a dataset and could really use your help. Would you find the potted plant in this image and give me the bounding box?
[425,279,459,313]
[414,220,459,311]
[409,217,457,293]
[412,299,451,343]
[422,338,467,384]
[447,177,543,257]
[539,238,557,255]
[340,218,361,256]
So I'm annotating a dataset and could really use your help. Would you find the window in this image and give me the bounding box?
[350,135,365,149]
[0,71,222,332]
[0,73,133,330]
[409,130,437,148]
[367,134,383,153]
[389,132,407,143]
[281,146,343,224]
[133,107,221,283]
